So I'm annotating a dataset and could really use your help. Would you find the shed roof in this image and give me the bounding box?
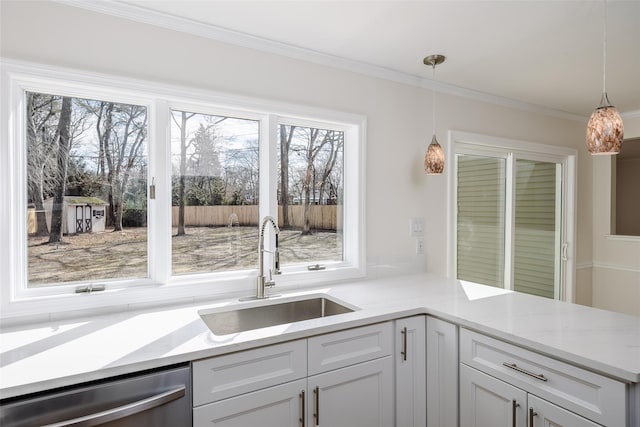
[65,196,108,205]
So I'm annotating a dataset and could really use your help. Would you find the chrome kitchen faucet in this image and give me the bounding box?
[241,215,281,300]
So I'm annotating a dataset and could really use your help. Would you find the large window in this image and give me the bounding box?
[26,92,148,287]
[450,132,576,301]
[1,61,365,317]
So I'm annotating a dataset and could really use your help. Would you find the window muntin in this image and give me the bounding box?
[26,91,148,287]
[277,124,344,267]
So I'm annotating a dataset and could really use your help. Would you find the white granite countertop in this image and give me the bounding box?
[1,273,639,400]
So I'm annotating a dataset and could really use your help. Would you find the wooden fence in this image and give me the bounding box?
[28,205,340,233]
[171,205,340,230]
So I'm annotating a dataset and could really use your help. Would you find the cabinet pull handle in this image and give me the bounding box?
[401,327,408,361]
[512,400,519,427]
[313,386,319,426]
[503,362,548,382]
[529,407,538,427]
[300,390,305,427]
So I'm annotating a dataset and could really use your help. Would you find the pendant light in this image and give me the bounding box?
[586,0,624,155]
[423,54,446,174]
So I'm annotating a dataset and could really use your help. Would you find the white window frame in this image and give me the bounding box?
[0,59,366,319]
[446,131,577,302]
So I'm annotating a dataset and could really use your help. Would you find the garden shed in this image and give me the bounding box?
[43,196,108,235]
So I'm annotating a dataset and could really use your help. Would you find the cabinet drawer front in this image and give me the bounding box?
[193,378,306,427]
[460,328,625,426]
[193,340,307,406]
[308,322,393,375]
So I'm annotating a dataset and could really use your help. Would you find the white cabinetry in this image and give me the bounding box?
[192,340,306,426]
[192,322,393,427]
[307,322,393,427]
[460,328,627,427]
[426,316,458,427]
[395,316,426,427]
[307,357,393,427]
[193,379,306,427]
[460,363,527,427]
[528,394,599,427]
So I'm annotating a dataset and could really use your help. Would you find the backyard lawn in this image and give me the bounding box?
[27,227,341,285]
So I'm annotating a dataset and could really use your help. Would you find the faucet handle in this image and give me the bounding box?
[265,269,276,288]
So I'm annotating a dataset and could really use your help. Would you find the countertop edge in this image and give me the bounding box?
[1,275,638,400]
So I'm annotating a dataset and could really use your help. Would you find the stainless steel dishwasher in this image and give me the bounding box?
[0,364,191,427]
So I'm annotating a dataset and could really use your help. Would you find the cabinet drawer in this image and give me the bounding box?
[193,340,307,406]
[193,378,306,426]
[308,322,393,375]
[460,328,625,425]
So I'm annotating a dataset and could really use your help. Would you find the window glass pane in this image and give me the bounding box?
[26,92,148,286]
[456,155,505,287]
[277,124,344,266]
[170,110,259,275]
[514,159,559,298]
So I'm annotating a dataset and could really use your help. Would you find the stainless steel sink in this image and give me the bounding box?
[199,296,355,335]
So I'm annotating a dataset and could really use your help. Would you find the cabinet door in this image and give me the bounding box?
[460,364,527,427]
[307,356,393,427]
[528,394,600,427]
[395,316,426,427]
[193,379,305,427]
[426,316,458,427]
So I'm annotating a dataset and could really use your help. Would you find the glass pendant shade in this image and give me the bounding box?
[424,135,445,174]
[586,92,624,155]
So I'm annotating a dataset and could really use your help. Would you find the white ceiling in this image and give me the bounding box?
[79,1,640,118]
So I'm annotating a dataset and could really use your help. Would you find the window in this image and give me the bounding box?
[449,132,576,301]
[277,124,344,267]
[26,92,149,287]
[170,110,260,275]
[0,61,365,317]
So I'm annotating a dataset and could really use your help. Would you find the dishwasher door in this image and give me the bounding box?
[0,364,191,427]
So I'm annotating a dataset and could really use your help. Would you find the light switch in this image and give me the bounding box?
[410,217,424,237]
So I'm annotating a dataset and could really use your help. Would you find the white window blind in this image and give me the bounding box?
[456,155,506,288]
[513,160,559,298]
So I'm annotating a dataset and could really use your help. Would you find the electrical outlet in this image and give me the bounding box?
[416,239,424,255]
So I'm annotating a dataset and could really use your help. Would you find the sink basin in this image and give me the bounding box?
[199,296,355,335]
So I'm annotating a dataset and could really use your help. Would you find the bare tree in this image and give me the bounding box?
[92,101,147,231]
[316,131,343,205]
[279,125,295,228]
[297,128,331,234]
[172,111,196,235]
[48,97,73,243]
[26,93,58,236]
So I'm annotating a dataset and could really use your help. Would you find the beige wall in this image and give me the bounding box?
[2,1,633,313]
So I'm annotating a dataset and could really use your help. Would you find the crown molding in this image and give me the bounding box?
[622,109,640,119]
[55,0,586,122]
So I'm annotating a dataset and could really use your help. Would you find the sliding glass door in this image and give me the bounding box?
[513,159,561,298]
[455,150,563,299]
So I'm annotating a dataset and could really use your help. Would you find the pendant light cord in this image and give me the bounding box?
[603,0,607,93]
[432,64,437,135]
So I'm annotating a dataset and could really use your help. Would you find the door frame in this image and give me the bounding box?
[446,131,577,302]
